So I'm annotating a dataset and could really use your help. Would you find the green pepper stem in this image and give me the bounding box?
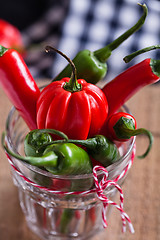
[38,139,95,152]
[93,3,148,63]
[64,138,95,149]
[150,59,160,78]
[43,138,96,149]
[118,127,153,158]
[123,45,160,63]
[37,139,67,153]
[29,128,69,141]
[41,136,106,153]
[2,132,58,167]
[0,45,8,57]
[45,46,82,92]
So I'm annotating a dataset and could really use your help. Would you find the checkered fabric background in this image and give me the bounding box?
[22,0,160,84]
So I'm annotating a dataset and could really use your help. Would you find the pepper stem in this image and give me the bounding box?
[0,45,8,57]
[114,125,153,158]
[38,138,96,151]
[123,45,160,63]
[29,128,69,141]
[45,46,82,92]
[150,59,160,78]
[63,138,96,149]
[93,3,148,63]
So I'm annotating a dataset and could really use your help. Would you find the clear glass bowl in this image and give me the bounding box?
[4,106,135,240]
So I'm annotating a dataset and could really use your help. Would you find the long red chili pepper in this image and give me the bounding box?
[102,45,160,116]
[102,58,160,117]
[0,45,40,129]
[37,46,108,140]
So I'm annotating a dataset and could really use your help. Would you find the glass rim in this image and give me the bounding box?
[5,106,136,180]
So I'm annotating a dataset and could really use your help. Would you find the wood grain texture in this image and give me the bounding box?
[0,85,159,240]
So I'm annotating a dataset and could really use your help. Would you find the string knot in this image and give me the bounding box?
[93,165,135,233]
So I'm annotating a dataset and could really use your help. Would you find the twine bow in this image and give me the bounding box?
[93,165,135,233]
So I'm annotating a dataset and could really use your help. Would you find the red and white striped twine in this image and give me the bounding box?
[6,144,136,234]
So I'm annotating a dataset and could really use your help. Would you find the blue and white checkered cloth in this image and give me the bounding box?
[22,0,160,83]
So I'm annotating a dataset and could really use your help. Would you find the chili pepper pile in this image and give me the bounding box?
[2,43,160,170]
[0,3,159,173]
[1,2,160,234]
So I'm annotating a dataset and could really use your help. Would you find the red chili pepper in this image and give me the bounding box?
[0,19,24,52]
[105,112,136,141]
[102,58,160,117]
[104,112,153,158]
[0,45,40,129]
[37,46,108,140]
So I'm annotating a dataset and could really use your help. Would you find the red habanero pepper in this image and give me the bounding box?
[37,46,108,140]
[0,45,40,130]
[105,112,153,158]
[102,45,160,117]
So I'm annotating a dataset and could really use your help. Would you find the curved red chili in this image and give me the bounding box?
[102,58,160,117]
[105,112,137,141]
[104,112,153,158]
[37,46,108,140]
[0,45,40,129]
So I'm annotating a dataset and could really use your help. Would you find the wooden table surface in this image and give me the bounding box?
[0,84,159,240]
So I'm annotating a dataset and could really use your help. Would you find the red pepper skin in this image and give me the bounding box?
[0,48,40,129]
[37,78,108,140]
[102,111,153,158]
[105,112,137,141]
[102,59,160,116]
[0,19,24,51]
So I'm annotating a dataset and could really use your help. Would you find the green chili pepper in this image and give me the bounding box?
[65,135,119,167]
[2,133,92,175]
[2,133,58,167]
[53,3,147,84]
[44,143,92,175]
[2,132,93,234]
[43,143,93,233]
[24,128,119,167]
[44,135,119,167]
[24,128,68,157]
[24,131,52,157]
[46,142,93,234]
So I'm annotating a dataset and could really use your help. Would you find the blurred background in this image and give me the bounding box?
[0,1,160,240]
[0,0,160,83]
